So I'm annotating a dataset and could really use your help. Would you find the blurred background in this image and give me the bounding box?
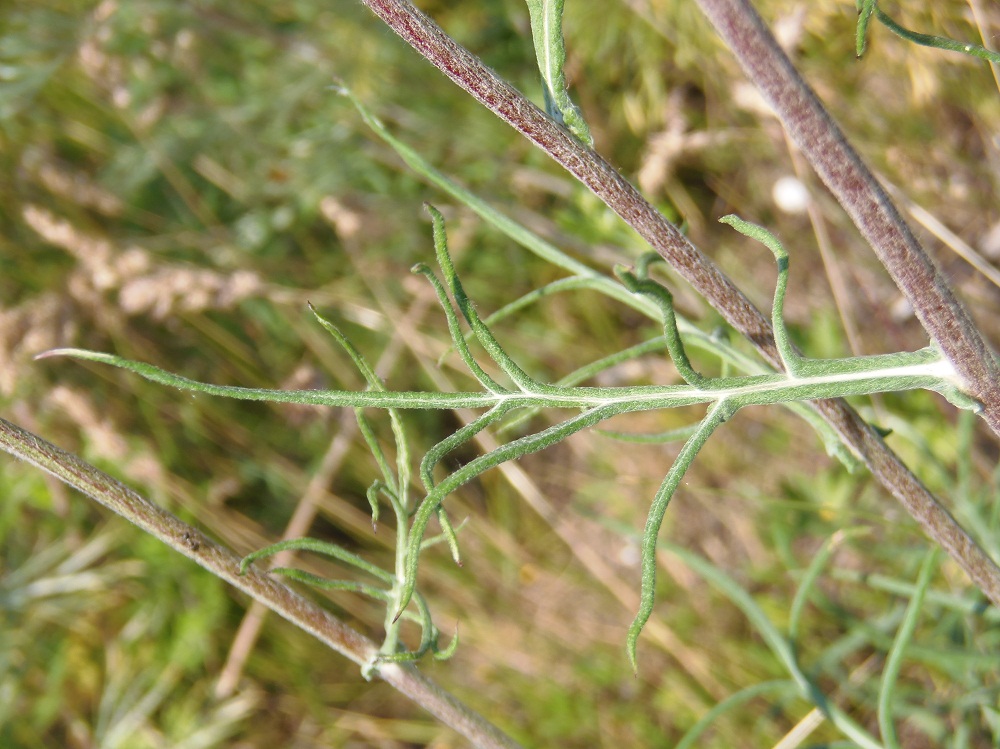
[2,0,1000,746]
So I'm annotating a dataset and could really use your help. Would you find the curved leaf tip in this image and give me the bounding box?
[34,347,110,363]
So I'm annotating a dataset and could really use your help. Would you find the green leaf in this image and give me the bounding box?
[719,214,798,375]
[856,0,876,57]
[41,209,980,679]
[878,548,940,749]
[595,424,699,444]
[338,85,867,468]
[627,399,732,673]
[524,0,593,145]
[659,542,885,749]
[615,264,706,387]
[240,537,393,583]
[857,1,1000,64]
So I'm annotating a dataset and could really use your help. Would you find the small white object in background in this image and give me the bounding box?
[980,220,1000,259]
[772,175,810,215]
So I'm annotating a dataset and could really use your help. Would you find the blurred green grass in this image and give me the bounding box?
[3,0,1000,746]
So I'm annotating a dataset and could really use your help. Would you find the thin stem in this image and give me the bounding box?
[0,417,524,749]
[358,0,774,357]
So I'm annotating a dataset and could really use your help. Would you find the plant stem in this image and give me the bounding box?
[359,0,771,352]
[693,0,1000,437]
[355,0,1000,609]
[0,417,524,749]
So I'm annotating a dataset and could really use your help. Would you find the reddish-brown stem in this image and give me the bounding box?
[0,417,523,749]
[357,0,1000,607]
[694,0,1000,435]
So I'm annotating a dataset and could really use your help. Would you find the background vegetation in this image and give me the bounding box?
[2,0,999,746]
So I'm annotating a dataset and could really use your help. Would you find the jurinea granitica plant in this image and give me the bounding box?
[44,205,980,674]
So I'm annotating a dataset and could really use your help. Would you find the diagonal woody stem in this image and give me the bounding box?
[356,0,1000,608]
[0,417,524,749]
[694,0,1000,436]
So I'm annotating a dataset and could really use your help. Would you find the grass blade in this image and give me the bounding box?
[878,548,940,749]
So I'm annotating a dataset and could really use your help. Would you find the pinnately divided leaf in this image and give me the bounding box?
[40,209,979,673]
[336,85,866,470]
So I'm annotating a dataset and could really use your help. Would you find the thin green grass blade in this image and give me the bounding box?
[480,276,603,328]
[336,85,606,281]
[595,424,699,444]
[829,567,1000,623]
[789,529,870,643]
[878,548,940,749]
[552,338,667,387]
[659,542,885,749]
[446,275,606,360]
[673,680,798,749]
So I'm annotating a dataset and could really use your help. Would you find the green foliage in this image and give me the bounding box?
[524,0,593,145]
[46,206,979,678]
[856,0,1000,63]
[0,479,250,747]
[7,0,1000,744]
